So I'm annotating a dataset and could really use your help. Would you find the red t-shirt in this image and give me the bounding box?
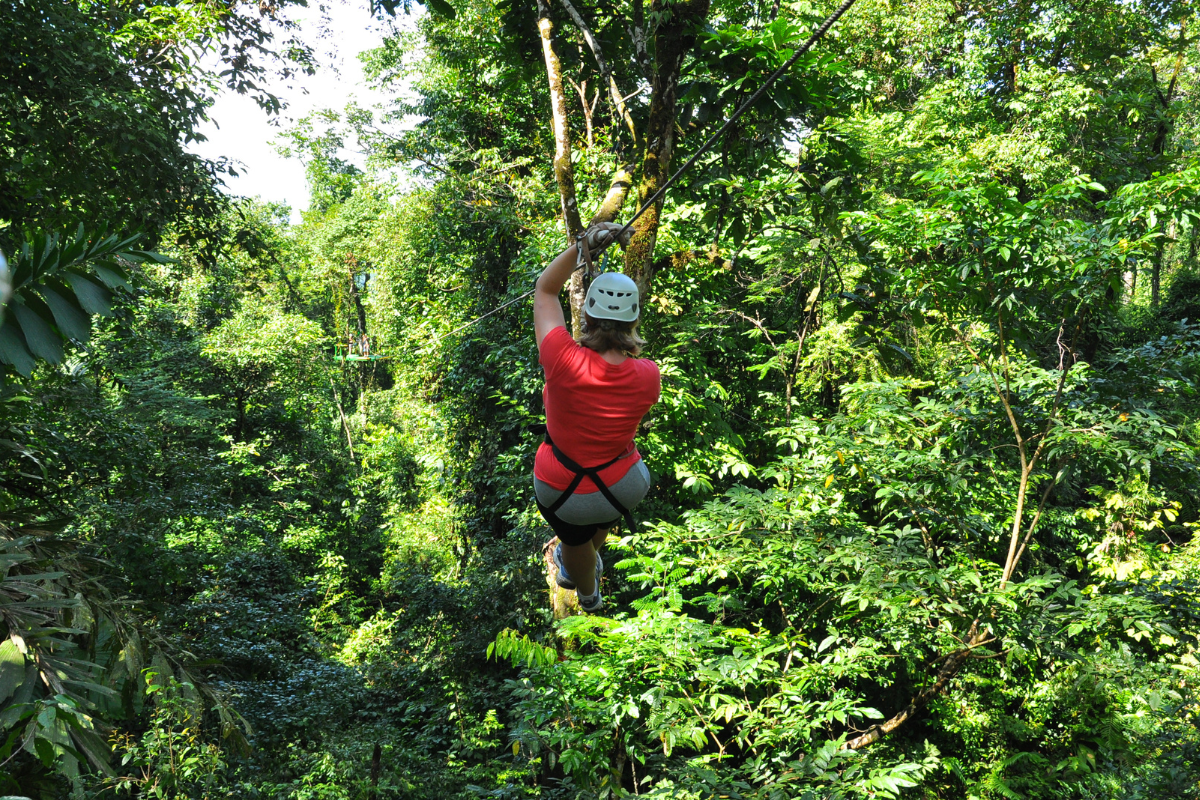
[535,326,660,492]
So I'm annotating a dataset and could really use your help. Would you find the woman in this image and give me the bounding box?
[533,223,661,612]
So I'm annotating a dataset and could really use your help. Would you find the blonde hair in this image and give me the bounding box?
[578,313,646,356]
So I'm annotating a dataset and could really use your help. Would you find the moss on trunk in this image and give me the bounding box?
[625,0,712,292]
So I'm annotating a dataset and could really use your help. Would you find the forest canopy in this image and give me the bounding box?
[2,0,1200,797]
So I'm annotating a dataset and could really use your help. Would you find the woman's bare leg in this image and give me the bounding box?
[560,541,597,596]
[591,525,611,552]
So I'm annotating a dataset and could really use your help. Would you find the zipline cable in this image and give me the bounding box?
[611,0,859,243]
[434,0,858,343]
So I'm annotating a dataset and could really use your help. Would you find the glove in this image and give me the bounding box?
[580,222,633,253]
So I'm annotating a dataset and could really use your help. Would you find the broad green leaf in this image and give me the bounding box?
[64,274,111,316]
[0,640,25,703]
[11,304,62,364]
[889,343,914,362]
[89,264,131,292]
[38,287,91,342]
[0,322,36,376]
[424,0,456,18]
[34,735,56,767]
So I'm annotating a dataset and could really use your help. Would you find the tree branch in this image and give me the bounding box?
[557,0,642,149]
[589,161,636,225]
[961,326,1031,585]
[1001,357,1071,586]
[785,257,828,424]
[628,0,652,83]
[843,623,987,750]
[1005,467,1061,584]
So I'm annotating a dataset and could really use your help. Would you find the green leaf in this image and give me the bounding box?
[883,343,913,363]
[65,274,111,316]
[33,734,56,767]
[0,665,38,729]
[69,727,114,775]
[0,640,25,703]
[38,287,91,342]
[89,264,131,292]
[129,249,171,265]
[0,322,36,376]
[424,0,457,17]
[11,305,62,364]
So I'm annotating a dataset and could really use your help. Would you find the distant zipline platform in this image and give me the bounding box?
[335,337,388,362]
[334,353,389,362]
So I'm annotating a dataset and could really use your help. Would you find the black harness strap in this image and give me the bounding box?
[531,424,638,534]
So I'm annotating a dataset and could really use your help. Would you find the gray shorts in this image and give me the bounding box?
[534,460,651,527]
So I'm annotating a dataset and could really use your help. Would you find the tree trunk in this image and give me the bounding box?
[236,394,247,442]
[351,284,368,336]
[536,0,585,334]
[544,537,581,619]
[624,0,712,292]
[1149,25,1186,168]
[628,0,652,82]
[369,743,382,798]
[1152,234,1167,308]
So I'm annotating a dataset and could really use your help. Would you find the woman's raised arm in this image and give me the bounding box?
[533,223,633,346]
[533,245,577,346]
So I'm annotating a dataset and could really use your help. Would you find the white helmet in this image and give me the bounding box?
[584,272,640,322]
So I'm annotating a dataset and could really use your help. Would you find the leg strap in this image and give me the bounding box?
[532,425,638,535]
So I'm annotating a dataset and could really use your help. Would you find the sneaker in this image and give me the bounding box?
[577,587,604,613]
[553,543,603,591]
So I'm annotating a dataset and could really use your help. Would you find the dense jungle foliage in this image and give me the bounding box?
[3,0,1200,797]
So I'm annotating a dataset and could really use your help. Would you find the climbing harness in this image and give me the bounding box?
[431,0,859,344]
[530,423,638,536]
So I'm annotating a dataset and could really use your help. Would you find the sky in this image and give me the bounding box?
[188,0,405,221]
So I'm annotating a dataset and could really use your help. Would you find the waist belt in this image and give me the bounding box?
[531,423,637,534]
